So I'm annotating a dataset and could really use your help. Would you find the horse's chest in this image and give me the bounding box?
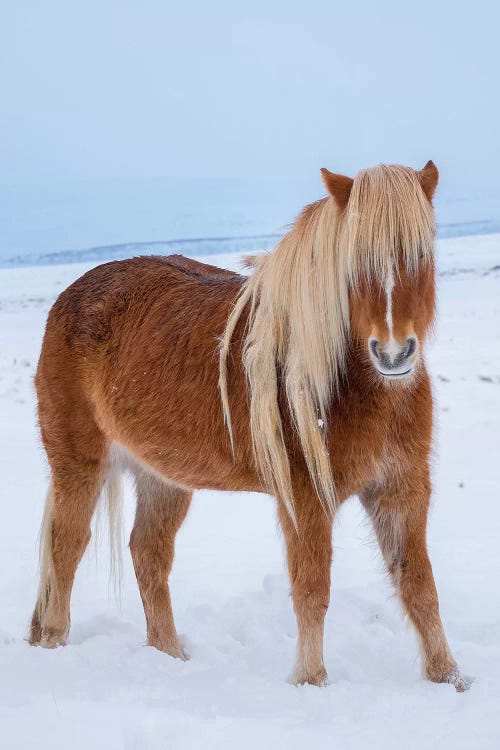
[327,394,394,500]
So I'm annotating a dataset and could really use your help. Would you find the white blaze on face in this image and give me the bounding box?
[384,266,400,362]
[385,266,394,334]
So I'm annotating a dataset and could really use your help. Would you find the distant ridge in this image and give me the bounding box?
[2,220,500,269]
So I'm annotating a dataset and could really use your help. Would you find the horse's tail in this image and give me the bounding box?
[33,482,55,630]
[104,463,124,600]
[31,463,124,639]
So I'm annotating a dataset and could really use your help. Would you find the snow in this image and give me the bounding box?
[1,236,499,749]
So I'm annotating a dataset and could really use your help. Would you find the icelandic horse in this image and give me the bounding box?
[29,162,468,691]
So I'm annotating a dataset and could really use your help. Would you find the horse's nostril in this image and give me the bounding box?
[405,337,417,359]
[369,339,380,360]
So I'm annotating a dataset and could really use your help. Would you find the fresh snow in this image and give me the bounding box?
[0,235,499,749]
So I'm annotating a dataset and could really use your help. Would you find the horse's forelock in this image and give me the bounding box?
[346,164,435,285]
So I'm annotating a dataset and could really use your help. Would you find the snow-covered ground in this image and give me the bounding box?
[0,235,499,749]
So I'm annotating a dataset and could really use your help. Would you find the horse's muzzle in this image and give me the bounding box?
[369,336,418,378]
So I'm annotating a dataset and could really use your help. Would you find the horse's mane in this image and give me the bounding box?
[219,165,435,524]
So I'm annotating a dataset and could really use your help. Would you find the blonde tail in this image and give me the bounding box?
[104,465,124,601]
[35,483,55,622]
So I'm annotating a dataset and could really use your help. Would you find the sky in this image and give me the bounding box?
[1,1,499,256]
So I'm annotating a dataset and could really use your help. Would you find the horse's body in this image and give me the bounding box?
[38,255,257,493]
[29,162,468,691]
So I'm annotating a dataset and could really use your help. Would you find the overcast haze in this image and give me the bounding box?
[1,1,499,258]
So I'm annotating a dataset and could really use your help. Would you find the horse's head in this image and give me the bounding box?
[322,161,438,381]
[350,256,436,379]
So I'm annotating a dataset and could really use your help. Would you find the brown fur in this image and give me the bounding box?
[29,162,467,691]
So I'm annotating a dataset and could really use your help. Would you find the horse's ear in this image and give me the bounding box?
[417,160,439,202]
[321,168,353,211]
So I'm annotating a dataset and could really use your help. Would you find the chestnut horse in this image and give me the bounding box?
[29,162,468,691]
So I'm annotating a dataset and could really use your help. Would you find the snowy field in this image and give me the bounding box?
[0,234,499,749]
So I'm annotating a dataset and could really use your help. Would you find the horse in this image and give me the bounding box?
[29,161,468,691]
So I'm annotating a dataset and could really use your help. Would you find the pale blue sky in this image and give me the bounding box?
[1,1,499,257]
[2,0,499,184]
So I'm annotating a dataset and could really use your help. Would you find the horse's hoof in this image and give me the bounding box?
[39,630,68,649]
[28,626,42,645]
[445,669,472,692]
[149,639,189,661]
[169,645,189,661]
[292,665,329,687]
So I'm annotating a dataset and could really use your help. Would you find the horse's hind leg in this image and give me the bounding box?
[30,402,107,647]
[130,468,192,659]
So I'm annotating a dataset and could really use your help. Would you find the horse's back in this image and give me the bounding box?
[40,254,242,355]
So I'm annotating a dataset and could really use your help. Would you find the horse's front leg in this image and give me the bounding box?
[278,491,333,686]
[361,473,469,692]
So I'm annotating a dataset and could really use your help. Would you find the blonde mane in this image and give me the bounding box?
[219,165,435,524]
